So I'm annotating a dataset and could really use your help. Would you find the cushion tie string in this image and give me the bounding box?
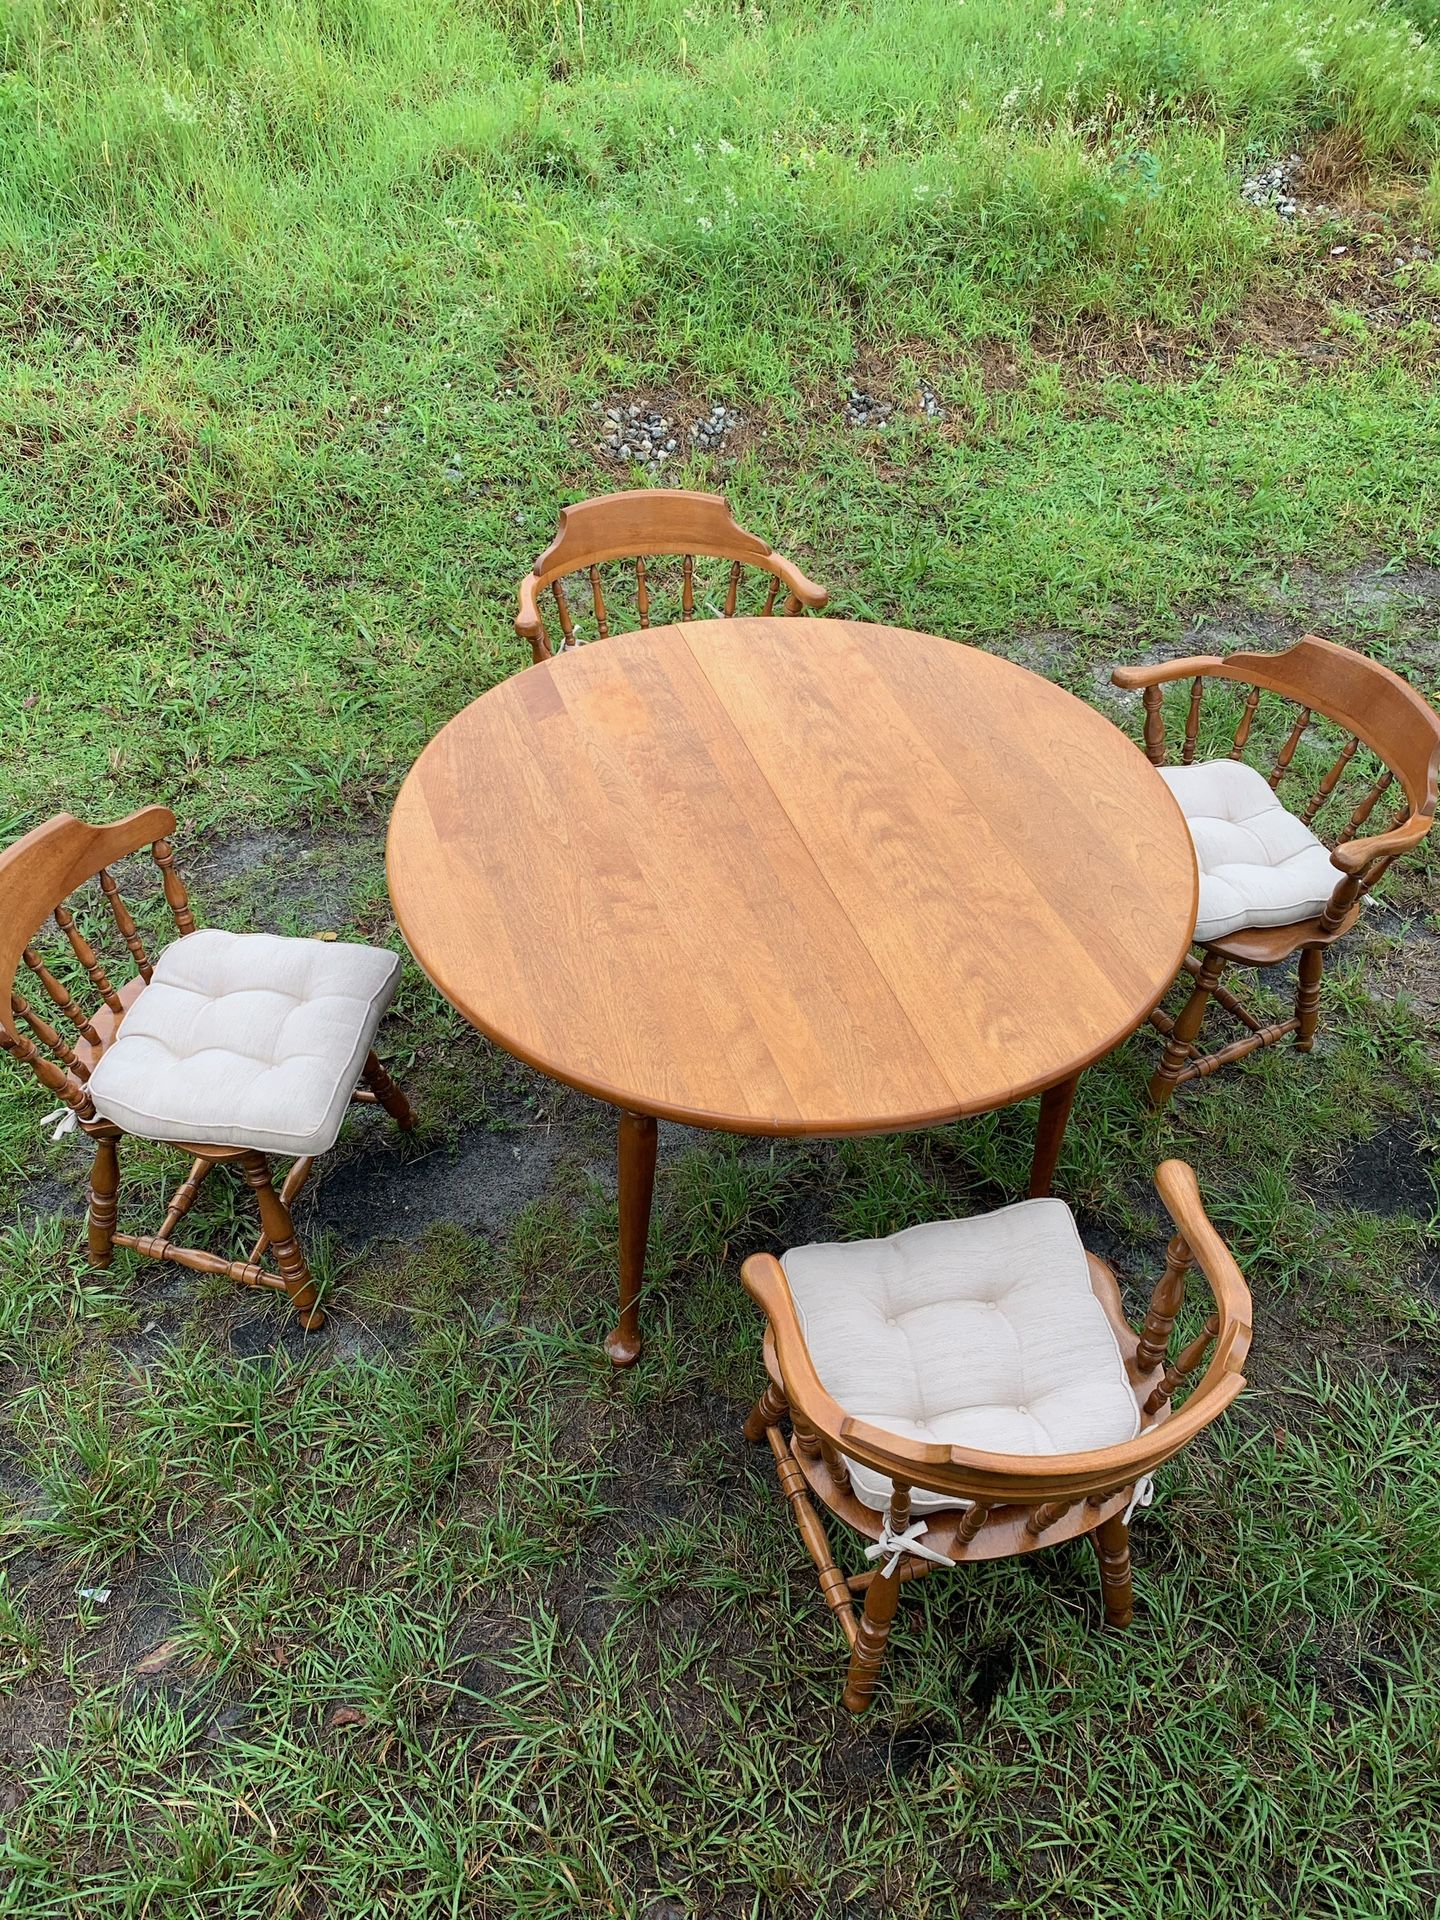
[40,1108,79,1142]
[865,1517,956,1581]
[1122,1475,1155,1527]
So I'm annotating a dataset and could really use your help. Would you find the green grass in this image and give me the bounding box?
[3,0,1440,1913]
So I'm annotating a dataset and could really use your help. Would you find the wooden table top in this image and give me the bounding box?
[387,618,1197,1135]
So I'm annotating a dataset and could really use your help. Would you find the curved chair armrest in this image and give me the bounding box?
[741,1252,851,1436]
[1154,1159,1253,1373]
[1329,814,1431,876]
[1111,656,1226,691]
[769,557,829,611]
[515,574,544,647]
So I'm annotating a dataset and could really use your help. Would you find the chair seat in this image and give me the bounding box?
[781,1199,1140,1515]
[86,930,401,1157]
[1159,760,1339,944]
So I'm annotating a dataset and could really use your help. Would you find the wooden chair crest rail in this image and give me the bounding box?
[1111,634,1440,1107]
[0,809,416,1329]
[742,1160,1252,1714]
[514,489,828,663]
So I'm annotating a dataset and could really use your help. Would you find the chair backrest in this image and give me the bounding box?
[741,1161,1252,1523]
[515,489,828,662]
[0,808,196,1121]
[1118,635,1440,845]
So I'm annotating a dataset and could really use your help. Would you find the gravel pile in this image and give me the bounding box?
[1241,155,1302,218]
[691,403,742,451]
[917,381,944,420]
[595,402,680,469]
[844,387,892,429]
[590,399,741,470]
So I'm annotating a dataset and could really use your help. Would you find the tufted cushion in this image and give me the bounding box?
[1159,759,1339,943]
[782,1200,1139,1515]
[87,930,401,1157]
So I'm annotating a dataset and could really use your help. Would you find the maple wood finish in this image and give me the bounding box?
[515,489,828,662]
[1113,635,1440,1106]
[0,809,416,1328]
[743,1160,1252,1712]
[389,618,1197,1361]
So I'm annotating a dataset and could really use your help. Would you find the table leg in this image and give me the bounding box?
[1029,1072,1079,1198]
[605,1108,658,1367]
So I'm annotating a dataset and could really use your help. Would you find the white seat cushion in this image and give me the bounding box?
[782,1199,1139,1515]
[87,930,401,1157]
[1159,759,1339,943]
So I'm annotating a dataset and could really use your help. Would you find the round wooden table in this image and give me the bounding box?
[388,618,1197,1363]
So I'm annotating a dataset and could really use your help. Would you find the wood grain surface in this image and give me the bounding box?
[387,619,1198,1133]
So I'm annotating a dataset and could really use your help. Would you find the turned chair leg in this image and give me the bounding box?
[362,1050,417,1130]
[744,1379,788,1444]
[1149,951,1226,1109]
[1295,947,1324,1053]
[1093,1513,1134,1629]
[88,1132,121,1269]
[843,1560,905,1713]
[240,1151,324,1330]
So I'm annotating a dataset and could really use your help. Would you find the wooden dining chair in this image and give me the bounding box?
[515,489,828,662]
[0,807,416,1329]
[1112,635,1440,1107]
[742,1161,1251,1713]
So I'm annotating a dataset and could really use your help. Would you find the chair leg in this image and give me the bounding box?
[240,1151,324,1330]
[1148,951,1226,1109]
[843,1560,905,1713]
[1294,947,1324,1053]
[88,1132,121,1269]
[744,1379,788,1444]
[1093,1513,1134,1629]
[361,1050,416,1130]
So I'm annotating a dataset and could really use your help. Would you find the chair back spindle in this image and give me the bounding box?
[551,579,577,650]
[1341,768,1394,840]
[0,1023,97,1115]
[1229,687,1261,760]
[10,990,89,1079]
[97,869,154,982]
[951,1503,990,1550]
[1301,736,1360,827]
[1141,685,1166,765]
[819,1438,851,1491]
[53,904,123,1015]
[22,946,102,1046]
[1144,1312,1221,1416]
[1268,707,1312,790]
[1025,1497,1075,1537]
[635,555,650,628]
[152,839,196,936]
[1135,1232,1192,1373]
[1181,678,1205,764]
[587,566,610,640]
